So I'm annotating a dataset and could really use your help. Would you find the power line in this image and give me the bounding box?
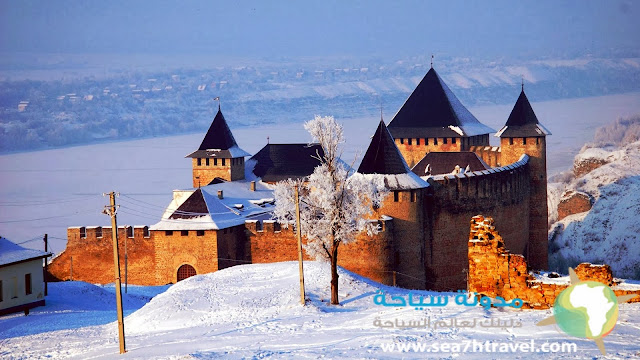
[0,194,99,206]
[0,208,99,223]
[14,236,43,245]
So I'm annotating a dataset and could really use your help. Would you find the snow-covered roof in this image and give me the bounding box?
[186,145,250,159]
[0,237,52,267]
[355,172,428,190]
[150,180,276,231]
[388,68,495,138]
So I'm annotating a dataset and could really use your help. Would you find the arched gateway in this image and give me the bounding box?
[177,264,196,282]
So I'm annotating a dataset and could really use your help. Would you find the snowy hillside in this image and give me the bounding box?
[0,282,168,339]
[1,262,639,359]
[548,139,640,279]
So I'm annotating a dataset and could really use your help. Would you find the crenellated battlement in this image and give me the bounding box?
[469,145,501,167]
[67,225,151,245]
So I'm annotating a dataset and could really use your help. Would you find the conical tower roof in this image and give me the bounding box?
[356,120,428,190]
[358,120,411,175]
[388,68,494,139]
[186,107,250,158]
[496,90,551,138]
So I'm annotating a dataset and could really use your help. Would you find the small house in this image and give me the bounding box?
[0,237,52,316]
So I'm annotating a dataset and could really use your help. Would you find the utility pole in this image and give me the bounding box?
[294,186,306,305]
[43,234,48,296]
[124,226,128,294]
[104,191,126,354]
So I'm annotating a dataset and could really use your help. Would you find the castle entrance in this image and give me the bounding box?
[177,264,196,281]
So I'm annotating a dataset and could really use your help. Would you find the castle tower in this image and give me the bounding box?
[357,119,429,289]
[387,67,494,167]
[186,106,250,187]
[496,88,551,270]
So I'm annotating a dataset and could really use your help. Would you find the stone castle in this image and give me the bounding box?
[48,67,553,292]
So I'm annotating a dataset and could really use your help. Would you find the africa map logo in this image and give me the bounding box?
[537,267,638,355]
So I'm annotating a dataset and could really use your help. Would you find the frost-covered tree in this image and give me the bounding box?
[273,115,387,305]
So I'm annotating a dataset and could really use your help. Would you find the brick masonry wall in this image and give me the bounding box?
[500,136,548,270]
[468,215,640,309]
[191,157,245,186]
[469,146,502,167]
[246,218,396,286]
[372,189,426,289]
[395,138,462,168]
[153,229,221,284]
[48,226,157,285]
[48,226,251,285]
[425,159,531,291]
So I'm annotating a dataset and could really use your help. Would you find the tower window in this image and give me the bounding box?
[214,158,218,166]
[393,191,400,202]
[523,137,527,145]
[222,159,226,166]
[165,230,173,236]
[425,138,428,145]
[536,138,540,145]
[196,230,205,236]
[206,158,210,166]
[443,138,447,144]
[408,138,412,145]
[400,138,404,144]
[197,158,202,166]
[452,138,456,144]
[416,138,420,145]
[434,138,438,145]
[509,138,514,145]
[411,190,417,202]
[181,230,189,236]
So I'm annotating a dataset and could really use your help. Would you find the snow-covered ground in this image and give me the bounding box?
[2,92,640,254]
[548,140,640,279]
[1,262,639,359]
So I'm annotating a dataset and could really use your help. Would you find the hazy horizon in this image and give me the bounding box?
[2,1,639,61]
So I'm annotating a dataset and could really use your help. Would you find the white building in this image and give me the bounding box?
[0,237,51,316]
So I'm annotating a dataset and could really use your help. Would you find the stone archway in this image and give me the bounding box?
[177,264,197,282]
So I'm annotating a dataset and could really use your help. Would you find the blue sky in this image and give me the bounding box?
[1,0,639,59]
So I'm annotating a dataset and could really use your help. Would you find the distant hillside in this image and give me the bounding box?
[548,116,640,279]
[1,54,640,153]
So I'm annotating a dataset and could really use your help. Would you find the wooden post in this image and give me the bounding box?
[43,234,48,296]
[124,227,128,294]
[105,191,126,354]
[294,186,306,305]
[393,271,397,287]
